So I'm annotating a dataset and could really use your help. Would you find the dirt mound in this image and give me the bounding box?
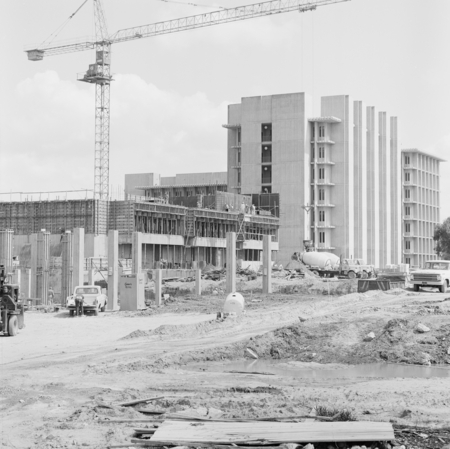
[121,318,238,341]
[277,279,357,296]
[120,329,152,339]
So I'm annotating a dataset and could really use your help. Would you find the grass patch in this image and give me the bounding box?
[315,405,357,421]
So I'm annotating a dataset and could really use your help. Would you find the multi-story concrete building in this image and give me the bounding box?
[225,92,402,266]
[401,149,444,268]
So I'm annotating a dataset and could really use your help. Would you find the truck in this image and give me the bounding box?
[293,241,376,279]
[66,285,108,316]
[410,260,450,293]
[0,265,25,336]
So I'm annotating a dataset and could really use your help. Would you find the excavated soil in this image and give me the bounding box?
[1,282,450,449]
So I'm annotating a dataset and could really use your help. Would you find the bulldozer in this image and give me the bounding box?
[0,264,25,336]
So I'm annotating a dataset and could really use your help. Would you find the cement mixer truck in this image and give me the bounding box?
[292,250,375,279]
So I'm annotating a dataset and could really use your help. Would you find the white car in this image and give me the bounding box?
[410,260,450,293]
[67,285,108,316]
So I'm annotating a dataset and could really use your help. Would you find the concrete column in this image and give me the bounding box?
[0,230,13,274]
[154,269,162,306]
[26,269,31,299]
[195,269,201,296]
[262,235,272,294]
[132,232,143,274]
[73,228,85,288]
[61,231,73,306]
[107,230,119,311]
[88,269,95,285]
[13,268,21,287]
[30,231,50,303]
[226,232,236,294]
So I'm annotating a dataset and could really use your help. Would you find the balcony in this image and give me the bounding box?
[311,160,335,166]
[311,138,335,145]
[403,249,416,254]
[313,224,336,229]
[403,215,417,220]
[316,202,335,208]
[311,181,335,186]
[231,144,241,149]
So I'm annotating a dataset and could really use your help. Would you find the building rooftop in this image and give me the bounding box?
[136,182,227,190]
[401,148,446,162]
[222,123,241,129]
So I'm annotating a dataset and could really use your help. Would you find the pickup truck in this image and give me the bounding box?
[410,260,450,293]
[67,285,108,316]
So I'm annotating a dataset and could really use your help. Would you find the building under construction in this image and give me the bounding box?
[0,191,279,270]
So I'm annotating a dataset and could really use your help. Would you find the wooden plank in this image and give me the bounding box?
[116,396,164,407]
[150,420,395,444]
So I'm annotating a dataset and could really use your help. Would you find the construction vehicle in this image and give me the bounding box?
[292,240,376,279]
[0,265,25,336]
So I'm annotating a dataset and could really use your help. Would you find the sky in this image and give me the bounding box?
[0,0,449,218]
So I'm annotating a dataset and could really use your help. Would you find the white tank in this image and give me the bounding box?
[301,251,339,270]
[223,292,245,315]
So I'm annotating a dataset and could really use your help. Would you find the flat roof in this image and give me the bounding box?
[401,148,446,162]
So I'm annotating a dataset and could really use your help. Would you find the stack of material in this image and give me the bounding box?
[139,420,394,446]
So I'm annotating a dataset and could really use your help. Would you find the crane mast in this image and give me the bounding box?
[25,0,350,200]
[78,0,112,200]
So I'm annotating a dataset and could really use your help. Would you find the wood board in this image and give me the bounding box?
[150,420,394,444]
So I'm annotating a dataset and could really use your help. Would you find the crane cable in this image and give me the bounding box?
[40,0,89,47]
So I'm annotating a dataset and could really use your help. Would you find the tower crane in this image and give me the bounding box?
[25,0,349,200]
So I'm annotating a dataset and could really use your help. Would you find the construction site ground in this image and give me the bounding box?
[1,276,450,449]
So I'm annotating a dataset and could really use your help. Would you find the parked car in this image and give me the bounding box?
[67,285,107,316]
[410,260,450,293]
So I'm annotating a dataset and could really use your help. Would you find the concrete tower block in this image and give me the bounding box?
[132,232,143,274]
[73,228,85,288]
[107,230,119,311]
[0,229,13,274]
[61,231,73,306]
[226,232,236,294]
[262,235,272,294]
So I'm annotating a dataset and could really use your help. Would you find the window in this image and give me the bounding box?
[319,125,325,138]
[405,206,410,216]
[319,189,325,201]
[312,126,315,138]
[319,231,325,243]
[405,223,410,232]
[237,129,241,145]
[405,189,410,199]
[261,145,272,163]
[311,168,315,181]
[319,146,325,159]
[405,240,411,250]
[237,149,241,165]
[406,257,410,265]
[262,165,271,184]
[237,170,241,185]
[261,123,272,142]
[311,145,315,160]
[262,186,271,194]
[319,210,325,222]
[319,168,325,180]
[404,155,410,165]
[405,172,410,182]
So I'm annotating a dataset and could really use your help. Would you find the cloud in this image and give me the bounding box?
[0,70,228,200]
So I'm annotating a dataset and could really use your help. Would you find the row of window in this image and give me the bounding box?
[311,146,326,159]
[311,125,326,138]
[311,168,326,180]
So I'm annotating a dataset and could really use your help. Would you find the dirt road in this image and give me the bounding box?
[1,287,450,449]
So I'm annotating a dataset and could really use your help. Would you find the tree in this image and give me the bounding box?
[433,217,450,259]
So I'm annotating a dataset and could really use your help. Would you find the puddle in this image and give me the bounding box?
[193,360,450,379]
